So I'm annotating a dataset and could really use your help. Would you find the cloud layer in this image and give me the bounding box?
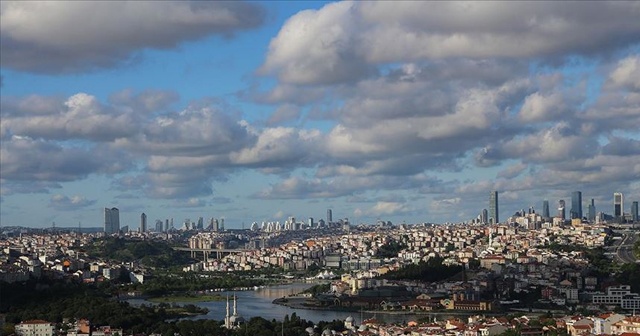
[0,1,265,73]
[1,1,639,223]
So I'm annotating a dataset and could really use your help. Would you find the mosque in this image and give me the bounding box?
[224,295,244,329]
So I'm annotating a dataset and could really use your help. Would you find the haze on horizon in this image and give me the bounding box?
[1,1,639,229]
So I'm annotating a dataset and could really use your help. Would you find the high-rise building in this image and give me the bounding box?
[571,191,582,219]
[140,213,147,233]
[558,200,566,220]
[542,200,550,219]
[489,191,499,224]
[155,220,163,232]
[632,201,639,222]
[614,192,624,219]
[104,207,120,234]
[481,209,488,224]
[327,209,333,223]
[588,199,596,222]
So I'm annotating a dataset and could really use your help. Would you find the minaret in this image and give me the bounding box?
[488,228,493,247]
[225,295,230,328]
[233,295,237,316]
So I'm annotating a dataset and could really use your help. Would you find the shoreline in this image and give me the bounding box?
[272,297,558,317]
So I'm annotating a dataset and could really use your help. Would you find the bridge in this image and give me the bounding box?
[173,247,252,262]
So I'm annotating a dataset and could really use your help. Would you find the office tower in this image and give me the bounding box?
[165,219,169,232]
[327,209,333,223]
[588,199,596,221]
[614,192,624,219]
[571,191,582,219]
[489,191,499,224]
[558,200,565,220]
[213,218,220,232]
[220,218,225,231]
[197,217,204,230]
[481,209,488,224]
[632,201,639,222]
[140,213,147,233]
[542,200,550,219]
[104,207,120,234]
[308,217,314,228]
[155,220,163,232]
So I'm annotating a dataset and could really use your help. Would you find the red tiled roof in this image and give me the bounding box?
[21,320,52,324]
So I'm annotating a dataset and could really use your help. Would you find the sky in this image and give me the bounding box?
[1,1,639,229]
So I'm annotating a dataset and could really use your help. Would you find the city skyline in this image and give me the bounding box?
[1,1,639,228]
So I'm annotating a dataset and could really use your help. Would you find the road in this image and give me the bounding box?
[613,232,639,264]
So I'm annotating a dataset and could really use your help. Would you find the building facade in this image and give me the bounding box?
[104,207,120,234]
[614,192,624,219]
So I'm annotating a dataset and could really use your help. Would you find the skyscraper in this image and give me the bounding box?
[571,191,582,219]
[327,209,333,223]
[614,192,624,219]
[558,200,566,220]
[588,199,596,222]
[481,209,488,224]
[632,201,638,222]
[542,200,550,219]
[104,207,120,234]
[140,213,147,233]
[489,191,499,224]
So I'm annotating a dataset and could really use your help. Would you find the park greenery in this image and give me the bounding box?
[125,272,267,296]
[379,255,463,282]
[301,283,331,296]
[147,294,226,303]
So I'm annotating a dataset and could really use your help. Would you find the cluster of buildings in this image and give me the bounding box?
[475,191,639,226]
[0,231,148,284]
[8,311,640,336]
[325,313,640,336]
[12,318,122,336]
[184,218,639,312]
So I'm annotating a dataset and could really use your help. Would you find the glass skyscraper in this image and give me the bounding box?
[588,199,596,221]
[571,191,582,219]
[489,191,499,224]
[542,200,550,219]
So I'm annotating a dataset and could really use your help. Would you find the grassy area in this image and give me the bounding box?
[148,294,226,303]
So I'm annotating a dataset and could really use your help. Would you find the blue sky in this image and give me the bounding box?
[1,1,639,229]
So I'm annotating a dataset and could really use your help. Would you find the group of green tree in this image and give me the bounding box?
[379,255,463,282]
[375,239,408,258]
[544,242,640,293]
[301,283,331,296]
[0,279,204,334]
[0,279,345,336]
[82,237,193,269]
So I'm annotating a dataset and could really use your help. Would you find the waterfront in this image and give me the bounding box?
[127,283,434,324]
